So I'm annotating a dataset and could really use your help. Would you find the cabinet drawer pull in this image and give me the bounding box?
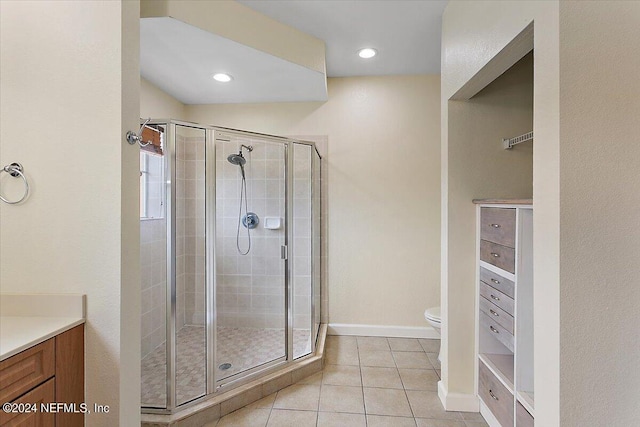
[490,326,499,334]
[490,294,500,301]
[489,389,499,401]
[491,252,500,258]
[491,278,500,284]
[490,223,501,228]
[489,309,499,317]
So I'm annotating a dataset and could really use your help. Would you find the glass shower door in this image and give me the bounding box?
[174,124,207,405]
[292,143,313,359]
[140,122,209,410]
[140,122,322,414]
[140,122,168,409]
[214,130,287,383]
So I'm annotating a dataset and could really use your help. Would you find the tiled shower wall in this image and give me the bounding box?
[141,218,166,359]
[290,135,329,326]
[292,144,313,333]
[175,133,185,329]
[176,130,206,328]
[313,145,322,333]
[140,129,205,355]
[216,138,286,329]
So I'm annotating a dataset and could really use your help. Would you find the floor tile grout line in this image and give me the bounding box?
[265,387,276,427]
[315,369,322,427]
[356,337,368,427]
[393,342,419,424]
[401,376,417,422]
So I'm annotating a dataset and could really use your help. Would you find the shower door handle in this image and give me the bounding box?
[281,245,288,260]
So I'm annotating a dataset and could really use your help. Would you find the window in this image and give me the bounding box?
[140,125,165,219]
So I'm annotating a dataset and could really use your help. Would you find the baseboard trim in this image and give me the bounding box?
[438,380,480,412]
[327,323,439,339]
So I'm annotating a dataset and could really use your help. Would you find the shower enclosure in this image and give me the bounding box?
[140,121,321,412]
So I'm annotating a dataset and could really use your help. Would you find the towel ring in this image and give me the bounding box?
[0,163,30,204]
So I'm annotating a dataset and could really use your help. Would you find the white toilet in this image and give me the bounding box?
[424,306,442,361]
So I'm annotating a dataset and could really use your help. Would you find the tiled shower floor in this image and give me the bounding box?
[141,326,312,407]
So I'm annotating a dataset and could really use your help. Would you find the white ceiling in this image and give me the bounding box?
[140,1,447,104]
[238,0,448,77]
[140,17,327,104]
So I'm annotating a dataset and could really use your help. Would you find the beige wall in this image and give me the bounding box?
[558,3,640,425]
[0,1,141,425]
[141,77,186,119]
[443,1,640,426]
[183,75,441,329]
[446,53,533,398]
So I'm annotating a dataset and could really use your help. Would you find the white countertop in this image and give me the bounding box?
[0,293,86,361]
[0,316,85,361]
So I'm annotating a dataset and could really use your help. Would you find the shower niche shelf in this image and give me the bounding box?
[264,217,282,230]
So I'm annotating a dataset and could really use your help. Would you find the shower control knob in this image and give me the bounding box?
[242,212,259,229]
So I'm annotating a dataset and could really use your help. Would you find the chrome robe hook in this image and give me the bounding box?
[126,118,153,147]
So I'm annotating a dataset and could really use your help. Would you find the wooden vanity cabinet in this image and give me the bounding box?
[0,324,84,427]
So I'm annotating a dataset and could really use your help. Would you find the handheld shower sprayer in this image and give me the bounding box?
[226,145,253,179]
[226,144,254,254]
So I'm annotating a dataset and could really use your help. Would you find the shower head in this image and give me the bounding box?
[228,151,247,179]
[227,144,253,166]
[227,153,246,166]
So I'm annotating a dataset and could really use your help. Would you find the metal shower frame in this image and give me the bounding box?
[140,119,322,414]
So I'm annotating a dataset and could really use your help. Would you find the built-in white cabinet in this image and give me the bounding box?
[474,200,534,427]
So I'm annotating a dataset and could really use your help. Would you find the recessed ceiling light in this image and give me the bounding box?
[213,73,233,82]
[358,48,377,59]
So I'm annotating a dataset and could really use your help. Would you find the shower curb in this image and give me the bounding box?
[141,324,327,427]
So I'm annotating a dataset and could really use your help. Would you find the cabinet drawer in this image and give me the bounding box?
[479,361,514,427]
[516,401,534,427]
[0,378,55,427]
[0,339,55,404]
[481,208,516,248]
[480,267,515,299]
[480,296,514,334]
[480,240,515,274]
[480,311,514,352]
[479,281,514,316]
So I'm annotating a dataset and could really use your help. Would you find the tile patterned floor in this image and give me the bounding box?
[206,336,489,427]
[141,326,311,406]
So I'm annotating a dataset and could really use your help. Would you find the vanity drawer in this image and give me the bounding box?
[480,311,514,352]
[480,208,516,248]
[480,296,514,334]
[479,361,514,427]
[0,378,55,427]
[480,267,515,299]
[0,339,55,404]
[480,240,515,274]
[479,281,514,316]
[516,401,534,427]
